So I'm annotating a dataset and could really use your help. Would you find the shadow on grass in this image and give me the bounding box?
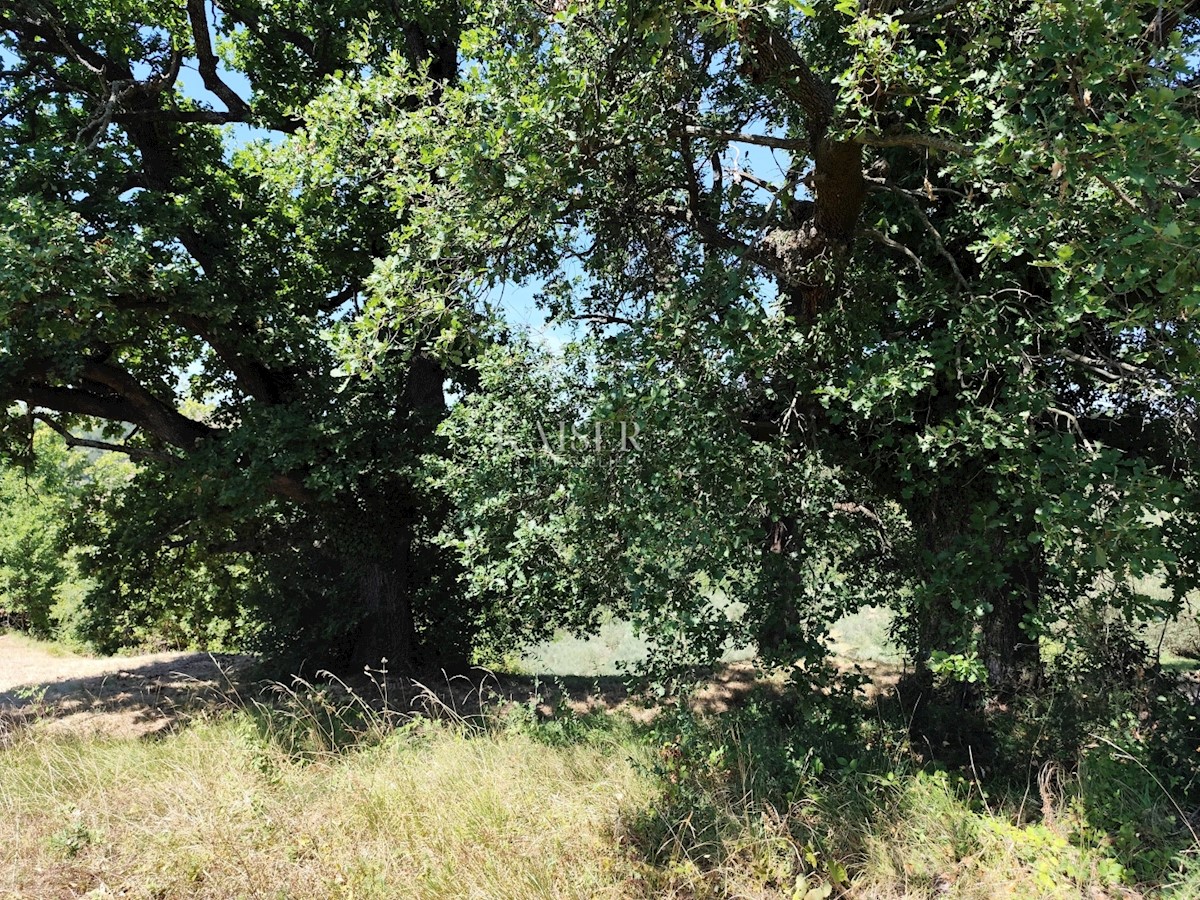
[0,649,779,748]
[0,652,252,739]
[614,667,1200,897]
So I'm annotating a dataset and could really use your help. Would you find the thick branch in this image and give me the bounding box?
[897,0,962,25]
[18,378,313,504]
[112,108,243,126]
[865,228,925,273]
[1057,348,1154,382]
[856,130,972,155]
[22,384,151,424]
[660,204,782,273]
[1,5,109,77]
[739,19,868,321]
[186,0,251,118]
[740,22,835,135]
[8,360,220,454]
[833,501,893,552]
[9,359,216,453]
[174,313,284,403]
[672,126,808,154]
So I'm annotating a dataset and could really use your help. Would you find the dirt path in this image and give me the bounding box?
[0,631,920,743]
[0,634,251,738]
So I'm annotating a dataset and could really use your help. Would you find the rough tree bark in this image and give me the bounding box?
[980,548,1043,697]
[903,482,1043,698]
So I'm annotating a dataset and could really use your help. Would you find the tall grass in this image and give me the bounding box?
[3,672,1197,899]
[0,709,654,899]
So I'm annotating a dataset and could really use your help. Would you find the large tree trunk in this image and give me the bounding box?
[904,482,1043,699]
[979,551,1042,698]
[906,489,960,673]
[349,542,418,674]
[341,351,465,675]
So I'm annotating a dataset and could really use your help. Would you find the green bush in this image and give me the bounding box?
[0,428,86,638]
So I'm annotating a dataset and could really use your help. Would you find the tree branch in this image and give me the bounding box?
[868,179,969,291]
[672,126,808,154]
[34,414,175,463]
[833,501,893,552]
[572,313,638,327]
[186,0,251,118]
[112,108,244,126]
[18,380,313,504]
[174,313,284,404]
[78,360,216,448]
[9,359,217,452]
[659,204,781,273]
[740,21,835,135]
[865,228,925,273]
[856,130,972,155]
[745,27,868,241]
[1057,348,1154,382]
[896,0,962,25]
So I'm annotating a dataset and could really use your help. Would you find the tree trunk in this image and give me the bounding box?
[349,542,418,674]
[979,552,1042,698]
[343,350,466,675]
[757,515,801,657]
[904,484,1043,699]
[905,488,961,672]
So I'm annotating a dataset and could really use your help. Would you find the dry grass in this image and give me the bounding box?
[3,708,1196,899]
[0,713,656,900]
[2,652,1195,899]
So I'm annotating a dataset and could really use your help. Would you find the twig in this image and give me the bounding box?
[869,180,970,291]
[865,227,925,273]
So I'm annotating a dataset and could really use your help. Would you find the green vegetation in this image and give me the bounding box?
[3,0,1199,686]
[2,0,1197,685]
[2,0,1200,895]
[3,675,1198,899]
[0,428,84,638]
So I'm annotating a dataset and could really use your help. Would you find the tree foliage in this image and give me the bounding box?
[2,0,1198,695]
[0,426,85,636]
[412,0,1200,690]
[0,0,476,668]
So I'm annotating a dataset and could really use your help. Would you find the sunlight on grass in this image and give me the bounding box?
[0,716,656,899]
[0,629,86,659]
[522,605,903,677]
[828,606,902,664]
[4,700,1193,899]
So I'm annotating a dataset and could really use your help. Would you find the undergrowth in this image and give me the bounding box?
[1,664,1197,899]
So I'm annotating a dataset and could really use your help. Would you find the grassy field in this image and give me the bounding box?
[522,607,902,676]
[4,704,1197,899]
[2,663,1198,898]
[3,613,1199,899]
[1,715,657,899]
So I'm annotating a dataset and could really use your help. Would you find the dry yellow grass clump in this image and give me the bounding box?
[0,717,656,900]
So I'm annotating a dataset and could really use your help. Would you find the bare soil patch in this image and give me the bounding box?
[0,634,251,739]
